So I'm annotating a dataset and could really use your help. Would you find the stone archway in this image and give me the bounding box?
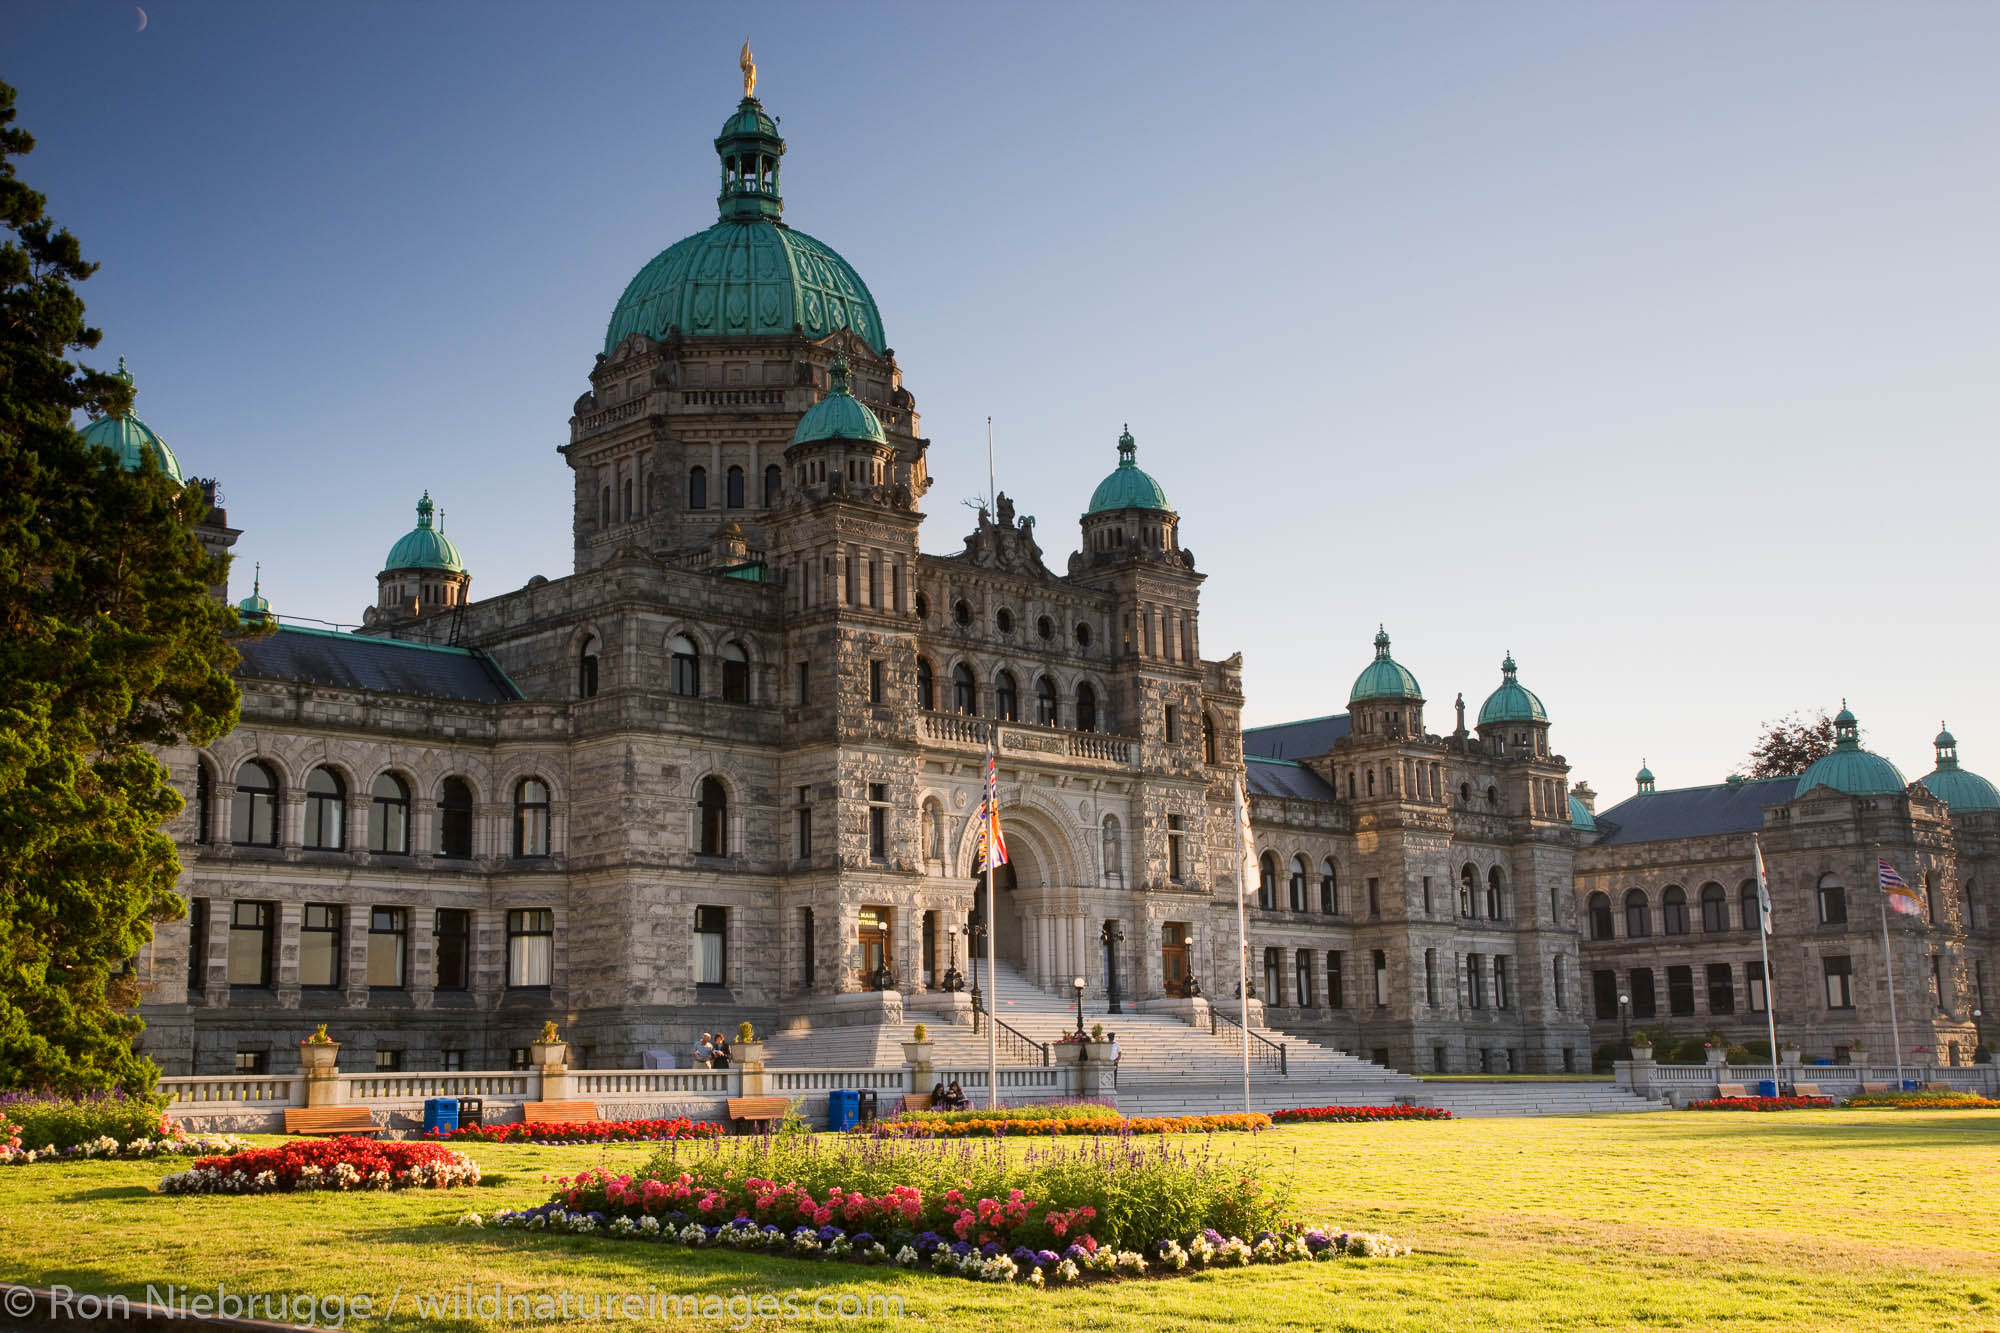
[952,797,1087,986]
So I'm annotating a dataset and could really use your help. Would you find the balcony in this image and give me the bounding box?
[919,711,1135,770]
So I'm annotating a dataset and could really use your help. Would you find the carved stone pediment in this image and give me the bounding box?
[958,491,1049,576]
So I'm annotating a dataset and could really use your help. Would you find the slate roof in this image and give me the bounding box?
[1590,776,1799,847]
[1246,756,1339,803]
[1243,713,1351,760]
[235,625,521,703]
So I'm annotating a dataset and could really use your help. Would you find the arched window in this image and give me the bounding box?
[1202,712,1217,764]
[953,599,971,626]
[725,464,745,508]
[916,659,935,710]
[194,760,213,843]
[303,767,346,850]
[698,776,728,856]
[1321,858,1338,914]
[763,463,782,506]
[1740,880,1761,932]
[995,671,1019,721]
[1101,815,1122,883]
[669,635,700,697]
[1700,883,1728,932]
[1661,885,1689,935]
[721,641,749,703]
[1076,682,1098,733]
[1258,852,1277,910]
[688,466,707,510]
[1817,874,1847,925]
[1289,856,1308,912]
[1587,892,1614,940]
[230,760,278,847]
[435,777,474,859]
[367,773,410,854]
[514,778,551,857]
[1459,864,1477,918]
[578,634,599,699]
[1486,866,1506,920]
[952,664,977,715]
[1624,889,1651,938]
[1036,675,1058,726]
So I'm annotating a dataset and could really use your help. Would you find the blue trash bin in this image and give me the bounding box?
[1902,1079,1920,1092]
[827,1090,859,1132]
[1756,1079,1777,1097]
[422,1097,459,1135]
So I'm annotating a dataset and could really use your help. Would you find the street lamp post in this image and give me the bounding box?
[965,920,986,1015]
[1100,921,1125,1014]
[1617,992,1632,1060]
[1072,976,1086,1037]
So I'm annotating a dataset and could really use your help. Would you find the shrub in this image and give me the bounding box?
[893,1101,1120,1126]
[737,1021,755,1043]
[872,1112,1267,1139]
[0,1090,171,1152]
[911,1023,928,1043]
[1724,1045,1754,1065]
[160,1137,482,1193]
[1842,1091,2000,1111]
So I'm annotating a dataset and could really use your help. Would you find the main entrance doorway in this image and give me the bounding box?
[1161,922,1191,997]
[858,907,892,990]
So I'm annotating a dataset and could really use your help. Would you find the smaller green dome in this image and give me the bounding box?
[1477,651,1548,727]
[792,354,886,445]
[237,563,271,622]
[1569,792,1597,831]
[78,359,183,483]
[1086,425,1172,515]
[1350,625,1423,704]
[384,492,465,573]
[1636,763,1654,782]
[1921,721,2000,812]
[1796,703,1907,797]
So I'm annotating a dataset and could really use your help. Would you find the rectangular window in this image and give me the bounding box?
[1295,949,1313,1007]
[1466,954,1485,1009]
[233,1050,267,1075]
[1495,956,1511,1010]
[1932,955,1946,1011]
[441,1049,465,1072]
[696,906,727,986]
[1824,955,1853,1009]
[227,900,273,987]
[800,906,815,988]
[374,1049,403,1072]
[1667,965,1695,1017]
[1328,951,1344,1008]
[509,1047,530,1071]
[1164,705,1179,744]
[1593,968,1619,1021]
[1630,967,1657,1019]
[1167,814,1184,882]
[506,908,553,988]
[1367,877,1381,918]
[1746,960,1768,1013]
[186,898,208,993]
[434,909,470,991]
[299,904,343,988]
[1976,959,1988,1014]
[367,907,407,988]
[1424,948,1438,1007]
[869,660,884,704]
[1553,955,1568,1011]
[795,661,810,706]
[1421,876,1432,915]
[1706,962,1735,1015]
[1373,949,1390,1008]
[868,783,888,859]
[794,786,813,861]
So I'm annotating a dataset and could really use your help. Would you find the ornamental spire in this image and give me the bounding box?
[1117,424,1136,468]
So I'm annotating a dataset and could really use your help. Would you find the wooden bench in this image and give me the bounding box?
[1715,1083,1750,1099]
[1860,1082,1890,1094]
[522,1099,600,1124]
[283,1107,379,1137]
[726,1096,794,1134]
[899,1093,935,1113]
[1925,1082,1954,1092]
[1792,1083,1822,1097]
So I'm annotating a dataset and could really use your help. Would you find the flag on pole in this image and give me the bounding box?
[1751,836,1774,936]
[1878,859,1922,917]
[972,742,1009,872]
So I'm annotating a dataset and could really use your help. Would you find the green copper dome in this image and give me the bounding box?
[792,354,885,445]
[237,563,271,622]
[1086,425,1173,514]
[1350,626,1423,704]
[1920,721,2000,812]
[602,95,886,358]
[1569,793,1597,831]
[1477,652,1548,726]
[1796,702,1907,797]
[384,492,465,573]
[78,360,183,483]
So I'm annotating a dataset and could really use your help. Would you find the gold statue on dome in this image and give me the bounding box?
[740,41,756,98]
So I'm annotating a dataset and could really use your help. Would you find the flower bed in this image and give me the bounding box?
[425,1116,725,1145]
[1841,1091,2000,1111]
[3,1126,252,1164]
[871,1111,1268,1138]
[477,1126,1409,1287]
[1271,1105,1453,1123]
[1685,1096,1836,1112]
[160,1136,481,1194]
[0,1090,176,1152]
[891,1100,1119,1125]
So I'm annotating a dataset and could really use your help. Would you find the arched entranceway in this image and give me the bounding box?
[955,800,1087,988]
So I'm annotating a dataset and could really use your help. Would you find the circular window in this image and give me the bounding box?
[1075,621,1092,648]
[996,608,1014,634]
[1037,615,1053,640]
[953,599,971,627]
[914,593,929,621]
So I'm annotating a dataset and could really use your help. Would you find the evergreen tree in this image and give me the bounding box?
[0,80,241,1094]
[1745,711,1842,781]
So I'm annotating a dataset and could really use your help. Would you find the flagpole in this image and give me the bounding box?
[1234,779,1252,1118]
[1879,897,1903,1086]
[985,837,998,1111]
[986,416,996,516]
[1753,836,1780,1081]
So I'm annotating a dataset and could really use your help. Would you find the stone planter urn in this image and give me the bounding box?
[734,1040,767,1070]
[1848,1046,1869,1068]
[900,1040,932,1068]
[1629,1040,1653,1061]
[1053,1041,1087,1065]
[1083,1039,1118,1063]
[1704,1046,1728,1067]
[299,1042,340,1074]
[1780,1047,1803,1068]
[530,1039,569,1069]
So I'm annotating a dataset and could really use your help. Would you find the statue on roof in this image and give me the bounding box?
[740,41,756,98]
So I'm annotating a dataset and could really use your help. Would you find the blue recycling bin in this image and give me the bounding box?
[827,1090,860,1132]
[422,1097,459,1135]
[1902,1079,1920,1091]
[1756,1080,1777,1097]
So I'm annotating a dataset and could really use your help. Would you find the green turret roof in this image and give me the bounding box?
[237,563,271,622]
[1569,793,1597,831]
[1086,425,1172,514]
[1920,721,2000,812]
[602,93,886,357]
[792,354,885,445]
[383,493,465,574]
[1349,626,1423,704]
[1796,702,1907,797]
[1477,651,1548,726]
[78,359,183,483]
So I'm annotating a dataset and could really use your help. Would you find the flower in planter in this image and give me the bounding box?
[301,1024,335,1046]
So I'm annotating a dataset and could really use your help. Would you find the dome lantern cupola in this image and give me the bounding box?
[791,353,887,446]
[1795,700,1909,798]
[236,562,271,625]
[1079,424,1181,563]
[1348,626,1423,738]
[376,492,471,621]
[1477,650,1551,757]
[1636,760,1655,794]
[78,358,184,483]
[1920,720,2000,812]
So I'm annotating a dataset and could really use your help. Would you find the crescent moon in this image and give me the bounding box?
[136,7,147,30]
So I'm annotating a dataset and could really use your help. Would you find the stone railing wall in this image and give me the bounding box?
[1613,1058,1999,1106]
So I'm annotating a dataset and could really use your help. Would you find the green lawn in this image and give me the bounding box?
[6,1112,1997,1331]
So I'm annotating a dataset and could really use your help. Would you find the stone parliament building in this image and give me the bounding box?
[121,82,1995,1078]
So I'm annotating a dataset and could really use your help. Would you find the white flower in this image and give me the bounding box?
[1026,1267,1045,1288]
[977,1255,1019,1283]
[894,1245,919,1268]
[1115,1251,1147,1275]
[1055,1259,1079,1284]
[638,1215,661,1234]
[609,1216,636,1236]
[456,1213,484,1228]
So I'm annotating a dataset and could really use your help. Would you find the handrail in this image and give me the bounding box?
[1209,1005,1287,1076]
[973,1009,1051,1066]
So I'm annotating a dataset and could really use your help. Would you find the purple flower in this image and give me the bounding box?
[914,1231,945,1255]
[1035,1249,1060,1269]
[950,1241,973,1258]
[1063,1243,1091,1264]
[817,1226,842,1244]
[980,1241,1002,1259]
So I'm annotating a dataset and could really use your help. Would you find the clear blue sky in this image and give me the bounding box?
[9,1,2000,804]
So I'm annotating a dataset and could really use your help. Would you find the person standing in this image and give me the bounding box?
[695,1032,715,1068]
[1109,1032,1122,1088]
[713,1033,732,1069]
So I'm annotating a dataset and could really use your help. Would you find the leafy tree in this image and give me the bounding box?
[1745,711,1843,780]
[0,80,241,1094]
